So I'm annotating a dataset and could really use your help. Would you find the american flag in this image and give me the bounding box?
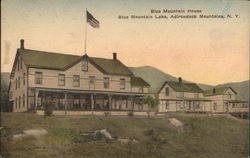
[87,11,100,28]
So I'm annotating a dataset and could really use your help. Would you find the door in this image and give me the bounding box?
[188,101,192,111]
[9,101,14,112]
[224,103,229,112]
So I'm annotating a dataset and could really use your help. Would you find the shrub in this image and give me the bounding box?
[128,111,134,117]
[43,102,54,116]
[104,112,111,117]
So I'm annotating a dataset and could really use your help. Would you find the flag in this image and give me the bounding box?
[87,11,100,28]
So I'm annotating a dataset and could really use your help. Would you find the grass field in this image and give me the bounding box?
[0,113,249,158]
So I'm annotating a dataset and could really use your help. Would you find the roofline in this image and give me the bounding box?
[131,77,151,87]
[204,86,238,96]
[157,81,203,94]
[20,49,134,77]
[157,81,176,93]
[227,86,237,94]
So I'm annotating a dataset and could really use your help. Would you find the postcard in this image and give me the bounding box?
[1,0,249,157]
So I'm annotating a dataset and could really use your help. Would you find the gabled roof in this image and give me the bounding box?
[131,77,150,87]
[19,49,79,70]
[203,87,237,96]
[158,81,203,93]
[16,48,133,76]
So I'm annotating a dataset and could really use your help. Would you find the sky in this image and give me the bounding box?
[1,0,249,85]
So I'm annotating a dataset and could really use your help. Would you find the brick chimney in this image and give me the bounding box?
[178,77,182,84]
[113,52,117,60]
[20,39,24,49]
[213,88,216,94]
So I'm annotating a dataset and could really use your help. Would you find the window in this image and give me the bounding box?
[35,72,43,84]
[20,58,22,69]
[58,74,65,86]
[178,101,184,109]
[9,91,13,100]
[73,75,80,87]
[165,101,169,110]
[23,94,25,107]
[177,92,184,98]
[213,103,217,110]
[73,95,80,107]
[195,93,199,98]
[29,89,35,96]
[104,77,109,89]
[138,87,143,93]
[228,92,232,99]
[17,59,19,71]
[37,97,42,107]
[165,87,169,96]
[23,73,25,85]
[15,97,17,109]
[81,60,88,71]
[120,79,125,89]
[16,78,18,89]
[89,76,95,89]
[195,102,200,109]
[19,96,21,109]
[18,76,20,88]
[232,103,236,108]
[59,97,65,109]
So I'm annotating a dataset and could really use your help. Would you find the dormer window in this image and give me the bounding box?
[81,60,88,71]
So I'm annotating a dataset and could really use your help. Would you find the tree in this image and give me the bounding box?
[144,94,159,118]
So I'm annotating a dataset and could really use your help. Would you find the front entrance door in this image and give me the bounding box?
[224,103,228,112]
[188,101,192,111]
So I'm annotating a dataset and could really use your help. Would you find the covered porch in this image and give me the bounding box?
[29,88,147,112]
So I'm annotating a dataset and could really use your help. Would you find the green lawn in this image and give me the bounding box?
[0,113,249,158]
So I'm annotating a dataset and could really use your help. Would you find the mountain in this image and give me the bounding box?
[1,72,11,111]
[0,68,249,101]
[129,66,178,93]
[1,72,10,88]
[129,66,249,101]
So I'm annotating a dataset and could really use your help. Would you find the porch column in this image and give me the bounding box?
[109,95,112,111]
[64,93,68,111]
[34,89,39,112]
[91,94,94,111]
[131,95,134,110]
[210,102,212,113]
[176,101,178,112]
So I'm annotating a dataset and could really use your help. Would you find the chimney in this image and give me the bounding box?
[213,88,216,94]
[113,52,117,60]
[178,77,182,84]
[20,39,24,49]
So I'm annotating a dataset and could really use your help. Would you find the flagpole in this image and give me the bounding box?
[84,9,87,54]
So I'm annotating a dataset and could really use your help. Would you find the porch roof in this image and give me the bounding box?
[35,88,146,96]
[160,97,211,102]
[226,100,248,103]
[182,97,211,102]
